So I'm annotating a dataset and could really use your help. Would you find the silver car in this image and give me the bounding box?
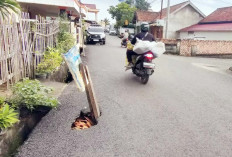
[109,29,117,35]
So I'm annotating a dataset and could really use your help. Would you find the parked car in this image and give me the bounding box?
[86,26,106,45]
[109,29,117,35]
[104,28,110,33]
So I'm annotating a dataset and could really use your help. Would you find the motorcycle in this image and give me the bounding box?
[121,38,128,47]
[121,35,134,48]
[130,51,156,84]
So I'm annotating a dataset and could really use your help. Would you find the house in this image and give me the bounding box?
[178,6,232,41]
[17,0,99,49]
[134,1,205,39]
[134,10,160,34]
[17,0,99,21]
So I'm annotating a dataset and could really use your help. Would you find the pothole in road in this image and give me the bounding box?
[71,107,97,130]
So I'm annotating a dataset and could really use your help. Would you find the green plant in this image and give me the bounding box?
[0,96,5,105]
[59,12,70,33]
[0,0,21,19]
[10,78,58,111]
[103,18,110,26]
[56,12,75,53]
[108,2,137,27]
[0,103,19,130]
[36,47,63,74]
[0,96,6,108]
[57,32,75,53]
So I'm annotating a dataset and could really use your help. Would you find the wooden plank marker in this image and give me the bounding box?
[80,64,100,120]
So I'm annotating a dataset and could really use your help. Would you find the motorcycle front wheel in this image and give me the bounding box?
[141,75,149,84]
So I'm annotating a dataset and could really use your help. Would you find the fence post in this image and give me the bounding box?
[32,53,36,79]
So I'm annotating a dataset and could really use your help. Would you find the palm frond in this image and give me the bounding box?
[0,0,21,19]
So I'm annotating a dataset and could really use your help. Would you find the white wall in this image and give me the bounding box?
[164,5,204,39]
[17,0,81,16]
[17,0,74,7]
[179,31,232,41]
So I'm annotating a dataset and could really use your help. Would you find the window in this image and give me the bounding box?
[88,27,104,33]
[188,31,194,35]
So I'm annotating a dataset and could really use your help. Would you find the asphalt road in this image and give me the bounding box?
[17,35,232,157]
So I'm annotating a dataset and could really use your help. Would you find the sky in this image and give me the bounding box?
[82,0,232,23]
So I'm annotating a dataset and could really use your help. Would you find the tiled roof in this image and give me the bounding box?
[136,1,204,22]
[159,1,189,19]
[84,4,96,10]
[179,23,232,32]
[200,6,232,23]
[136,10,159,22]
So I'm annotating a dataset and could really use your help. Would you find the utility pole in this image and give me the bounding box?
[160,0,163,19]
[158,0,164,39]
[79,0,83,48]
[79,0,82,26]
[165,0,170,39]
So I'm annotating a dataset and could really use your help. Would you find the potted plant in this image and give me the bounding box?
[0,104,19,135]
[35,62,48,79]
[36,47,63,79]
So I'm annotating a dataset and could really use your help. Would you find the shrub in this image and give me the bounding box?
[10,78,58,111]
[57,32,75,53]
[36,47,63,74]
[0,104,19,130]
[57,13,75,53]
[0,96,5,108]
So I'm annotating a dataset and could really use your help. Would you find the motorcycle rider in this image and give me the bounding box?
[126,22,155,67]
[122,29,129,43]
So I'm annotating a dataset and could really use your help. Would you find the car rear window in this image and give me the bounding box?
[88,27,104,33]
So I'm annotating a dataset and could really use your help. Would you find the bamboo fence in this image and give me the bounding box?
[0,13,59,88]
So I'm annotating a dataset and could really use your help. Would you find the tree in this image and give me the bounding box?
[0,0,20,19]
[108,2,137,27]
[104,18,110,26]
[135,0,151,11]
[125,0,133,5]
[122,0,151,11]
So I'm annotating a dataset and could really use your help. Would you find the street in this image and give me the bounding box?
[17,35,232,157]
[86,35,232,156]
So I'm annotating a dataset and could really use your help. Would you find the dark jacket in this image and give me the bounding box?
[131,32,155,45]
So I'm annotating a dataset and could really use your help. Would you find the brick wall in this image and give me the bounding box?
[180,40,232,56]
[161,39,178,45]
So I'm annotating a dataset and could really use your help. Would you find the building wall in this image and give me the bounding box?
[164,5,204,39]
[180,40,232,56]
[17,0,74,8]
[18,0,80,16]
[179,31,232,41]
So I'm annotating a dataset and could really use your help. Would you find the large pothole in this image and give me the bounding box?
[71,108,97,130]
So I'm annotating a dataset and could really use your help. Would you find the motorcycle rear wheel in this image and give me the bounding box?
[141,75,149,84]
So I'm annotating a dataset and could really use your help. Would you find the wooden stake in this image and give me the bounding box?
[80,64,100,120]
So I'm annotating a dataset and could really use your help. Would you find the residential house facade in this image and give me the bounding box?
[134,1,205,39]
[17,0,99,48]
[178,6,232,41]
[17,0,99,21]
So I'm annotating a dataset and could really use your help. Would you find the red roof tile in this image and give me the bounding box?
[159,1,189,19]
[136,1,202,22]
[84,4,96,10]
[136,10,159,22]
[200,6,232,23]
[179,23,232,32]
